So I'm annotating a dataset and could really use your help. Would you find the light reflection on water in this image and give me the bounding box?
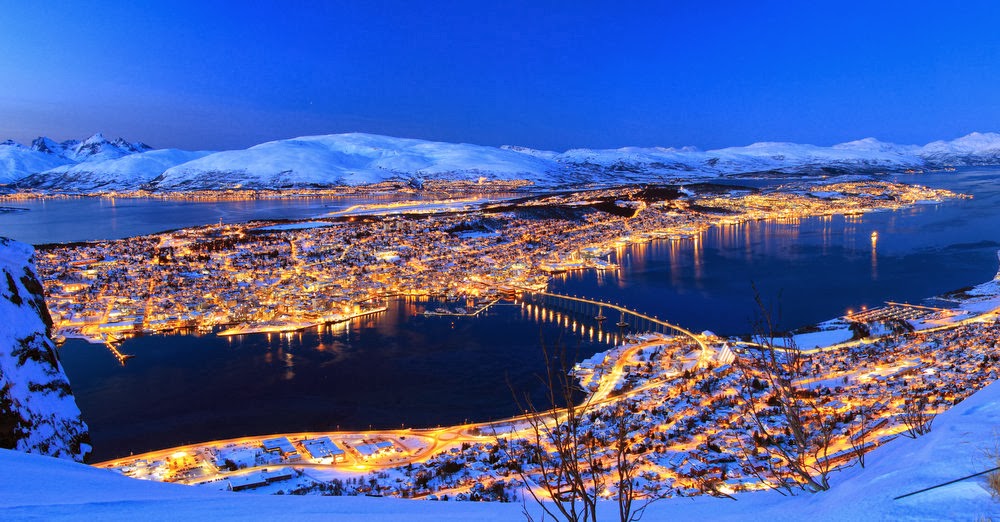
[552,169,1000,335]
[62,296,615,460]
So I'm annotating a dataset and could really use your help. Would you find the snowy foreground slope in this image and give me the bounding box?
[3,379,999,520]
[0,238,89,462]
[6,131,1000,192]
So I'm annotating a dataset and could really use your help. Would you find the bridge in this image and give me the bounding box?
[510,288,711,363]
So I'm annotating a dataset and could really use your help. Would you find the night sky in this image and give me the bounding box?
[2,0,999,151]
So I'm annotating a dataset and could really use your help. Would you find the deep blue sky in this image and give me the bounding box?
[1,1,999,151]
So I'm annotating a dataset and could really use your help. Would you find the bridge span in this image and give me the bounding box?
[507,288,711,362]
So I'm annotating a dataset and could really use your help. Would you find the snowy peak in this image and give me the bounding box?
[0,133,155,185]
[30,137,64,155]
[69,133,150,161]
[832,137,913,153]
[920,131,1000,154]
[0,141,74,185]
[918,132,1000,166]
[111,137,152,154]
[0,237,90,462]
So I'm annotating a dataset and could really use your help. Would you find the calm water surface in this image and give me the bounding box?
[42,168,1000,460]
[556,169,1000,334]
[0,195,418,245]
[64,300,612,460]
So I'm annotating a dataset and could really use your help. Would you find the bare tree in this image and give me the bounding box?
[733,288,838,493]
[605,398,661,521]
[499,339,605,522]
[849,405,875,468]
[498,338,657,521]
[900,393,935,438]
[984,436,1000,501]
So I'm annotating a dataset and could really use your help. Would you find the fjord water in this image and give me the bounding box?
[64,300,612,461]
[556,168,1000,335]
[44,168,1000,459]
[0,194,415,245]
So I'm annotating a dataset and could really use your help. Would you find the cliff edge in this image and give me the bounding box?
[0,237,90,461]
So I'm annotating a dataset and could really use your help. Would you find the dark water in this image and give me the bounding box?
[0,195,417,245]
[50,168,1000,460]
[551,169,1000,335]
[62,300,613,461]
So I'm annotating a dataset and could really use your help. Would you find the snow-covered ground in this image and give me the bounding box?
[3,376,999,520]
[789,327,855,349]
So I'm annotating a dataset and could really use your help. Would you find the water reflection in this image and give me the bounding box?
[555,172,1000,335]
[871,230,879,280]
[61,296,615,461]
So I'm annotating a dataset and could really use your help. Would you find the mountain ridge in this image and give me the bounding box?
[4,131,1000,192]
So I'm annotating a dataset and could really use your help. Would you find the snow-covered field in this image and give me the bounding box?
[3,377,999,520]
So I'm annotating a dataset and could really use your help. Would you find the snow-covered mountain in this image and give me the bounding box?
[919,131,1000,166]
[6,131,1000,192]
[0,133,152,185]
[0,141,74,185]
[549,138,924,183]
[63,133,151,162]
[148,133,556,190]
[17,149,213,192]
[142,133,943,191]
[0,237,90,462]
